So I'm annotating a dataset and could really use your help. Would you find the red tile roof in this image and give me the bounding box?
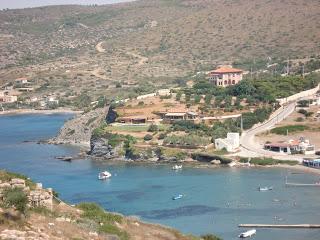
[210,67,243,74]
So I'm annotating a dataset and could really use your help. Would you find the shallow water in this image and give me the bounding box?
[0,114,320,240]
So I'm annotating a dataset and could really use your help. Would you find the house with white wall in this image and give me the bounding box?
[215,132,240,152]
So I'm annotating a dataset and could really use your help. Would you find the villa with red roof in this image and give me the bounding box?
[208,67,243,87]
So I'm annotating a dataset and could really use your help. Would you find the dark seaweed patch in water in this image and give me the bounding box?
[117,191,145,202]
[137,205,218,219]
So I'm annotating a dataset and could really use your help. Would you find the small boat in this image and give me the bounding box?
[98,171,112,180]
[238,229,256,238]
[258,186,273,191]
[55,156,72,161]
[172,194,183,200]
[172,165,182,170]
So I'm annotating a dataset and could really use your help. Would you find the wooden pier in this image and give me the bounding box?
[239,224,320,229]
[285,176,320,187]
[285,182,320,187]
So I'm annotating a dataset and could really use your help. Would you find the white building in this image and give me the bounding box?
[157,89,171,96]
[215,132,240,152]
[0,91,18,103]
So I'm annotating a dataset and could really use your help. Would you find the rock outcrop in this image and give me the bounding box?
[50,107,107,148]
[89,137,121,159]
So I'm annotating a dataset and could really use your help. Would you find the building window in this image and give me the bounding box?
[224,80,227,85]
[232,80,235,84]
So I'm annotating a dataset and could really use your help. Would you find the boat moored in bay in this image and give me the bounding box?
[98,171,112,180]
[238,229,256,238]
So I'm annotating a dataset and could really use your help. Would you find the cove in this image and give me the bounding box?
[0,114,320,240]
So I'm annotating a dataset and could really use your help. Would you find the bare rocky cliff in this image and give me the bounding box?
[50,107,107,149]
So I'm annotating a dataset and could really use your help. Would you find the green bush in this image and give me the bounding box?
[295,117,304,122]
[270,125,309,135]
[201,234,223,240]
[297,100,309,107]
[77,202,128,240]
[240,157,299,166]
[148,124,158,132]
[144,134,153,141]
[158,133,167,140]
[164,134,210,147]
[3,188,28,214]
[77,202,123,223]
[298,109,308,115]
[99,224,128,240]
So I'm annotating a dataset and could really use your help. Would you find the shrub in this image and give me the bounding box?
[270,125,309,135]
[176,92,182,101]
[138,101,144,106]
[77,202,123,223]
[295,117,304,122]
[144,134,153,141]
[239,157,299,166]
[201,234,223,240]
[297,100,309,107]
[158,133,166,140]
[77,203,128,240]
[3,188,28,214]
[298,109,308,115]
[148,124,158,132]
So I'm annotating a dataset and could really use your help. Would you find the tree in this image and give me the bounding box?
[176,92,182,101]
[231,80,256,96]
[96,96,106,108]
[194,94,201,104]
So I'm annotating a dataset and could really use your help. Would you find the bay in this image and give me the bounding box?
[0,114,320,240]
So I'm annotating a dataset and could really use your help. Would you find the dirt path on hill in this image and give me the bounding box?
[126,51,148,66]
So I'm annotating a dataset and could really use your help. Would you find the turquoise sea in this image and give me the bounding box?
[0,114,320,239]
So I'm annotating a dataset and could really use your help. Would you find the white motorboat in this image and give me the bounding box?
[238,229,256,238]
[172,165,182,170]
[98,171,112,180]
[258,186,273,191]
[172,194,183,200]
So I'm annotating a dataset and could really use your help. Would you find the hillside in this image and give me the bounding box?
[0,0,319,106]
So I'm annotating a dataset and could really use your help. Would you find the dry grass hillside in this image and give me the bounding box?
[0,0,319,102]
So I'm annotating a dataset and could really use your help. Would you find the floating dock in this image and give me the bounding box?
[239,224,320,229]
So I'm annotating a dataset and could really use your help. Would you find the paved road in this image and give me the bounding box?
[239,101,304,161]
